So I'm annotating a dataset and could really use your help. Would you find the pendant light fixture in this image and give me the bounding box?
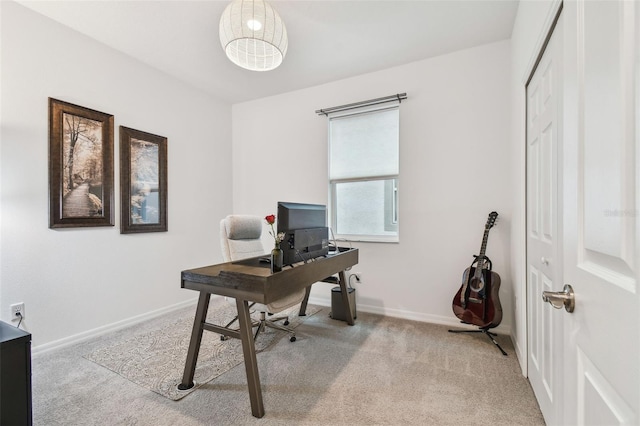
[219,0,288,72]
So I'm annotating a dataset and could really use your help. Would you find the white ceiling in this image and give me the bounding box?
[18,0,519,104]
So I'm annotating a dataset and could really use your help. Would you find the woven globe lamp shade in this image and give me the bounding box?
[219,0,288,71]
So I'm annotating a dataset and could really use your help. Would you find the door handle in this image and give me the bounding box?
[542,284,575,313]
[541,257,550,265]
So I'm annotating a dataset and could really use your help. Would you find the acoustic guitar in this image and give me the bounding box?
[452,212,502,329]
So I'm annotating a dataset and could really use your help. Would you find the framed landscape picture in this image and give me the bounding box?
[49,98,114,228]
[119,126,168,234]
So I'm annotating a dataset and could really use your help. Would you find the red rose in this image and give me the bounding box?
[265,214,276,225]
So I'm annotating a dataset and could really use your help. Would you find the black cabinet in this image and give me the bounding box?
[0,321,32,425]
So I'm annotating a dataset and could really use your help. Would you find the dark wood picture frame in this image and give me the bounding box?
[49,98,114,228]
[119,126,168,234]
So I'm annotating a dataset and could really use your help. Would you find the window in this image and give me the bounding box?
[328,103,400,242]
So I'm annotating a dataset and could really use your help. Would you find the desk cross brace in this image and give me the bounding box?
[203,322,240,340]
[178,292,265,417]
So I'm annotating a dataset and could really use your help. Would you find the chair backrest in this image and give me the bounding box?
[220,215,267,262]
[220,214,306,313]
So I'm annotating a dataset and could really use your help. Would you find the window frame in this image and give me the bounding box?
[327,103,400,243]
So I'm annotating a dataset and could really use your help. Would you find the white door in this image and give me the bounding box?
[560,0,639,424]
[526,11,564,425]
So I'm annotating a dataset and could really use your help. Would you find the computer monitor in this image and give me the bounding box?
[277,202,329,265]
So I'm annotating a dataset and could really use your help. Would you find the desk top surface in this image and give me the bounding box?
[181,248,358,304]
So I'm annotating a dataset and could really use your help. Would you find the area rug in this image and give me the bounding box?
[84,302,320,401]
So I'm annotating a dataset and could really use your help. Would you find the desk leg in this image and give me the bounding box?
[236,298,265,418]
[338,271,355,325]
[298,285,312,316]
[179,292,210,390]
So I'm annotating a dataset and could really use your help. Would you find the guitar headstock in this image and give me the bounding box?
[486,211,499,229]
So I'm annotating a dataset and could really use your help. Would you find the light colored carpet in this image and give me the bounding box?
[83,303,319,400]
[32,298,545,425]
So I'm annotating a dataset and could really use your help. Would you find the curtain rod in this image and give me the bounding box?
[315,93,407,116]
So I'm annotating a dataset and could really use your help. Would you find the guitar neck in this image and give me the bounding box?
[471,212,498,278]
[474,228,491,276]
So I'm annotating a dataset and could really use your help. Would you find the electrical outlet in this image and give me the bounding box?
[10,303,25,321]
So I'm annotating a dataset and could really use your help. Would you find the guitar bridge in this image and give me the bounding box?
[468,297,483,304]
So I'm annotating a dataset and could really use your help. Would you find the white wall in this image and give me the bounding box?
[509,0,561,372]
[0,0,562,363]
[0,2,232,351]
[232,40,514,332]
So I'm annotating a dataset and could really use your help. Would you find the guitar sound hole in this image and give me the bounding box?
[469,278,485,292]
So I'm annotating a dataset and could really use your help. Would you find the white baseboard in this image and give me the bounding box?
[308,296,512,336]
[512,332,527,376]
[34,295,512,356]
[32,297,198,357]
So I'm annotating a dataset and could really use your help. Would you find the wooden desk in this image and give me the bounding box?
[179,248,358,418]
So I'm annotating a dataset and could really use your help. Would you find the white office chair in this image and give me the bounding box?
[220,214,305,342]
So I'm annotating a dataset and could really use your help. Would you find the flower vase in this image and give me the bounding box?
[271,245,283,273]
